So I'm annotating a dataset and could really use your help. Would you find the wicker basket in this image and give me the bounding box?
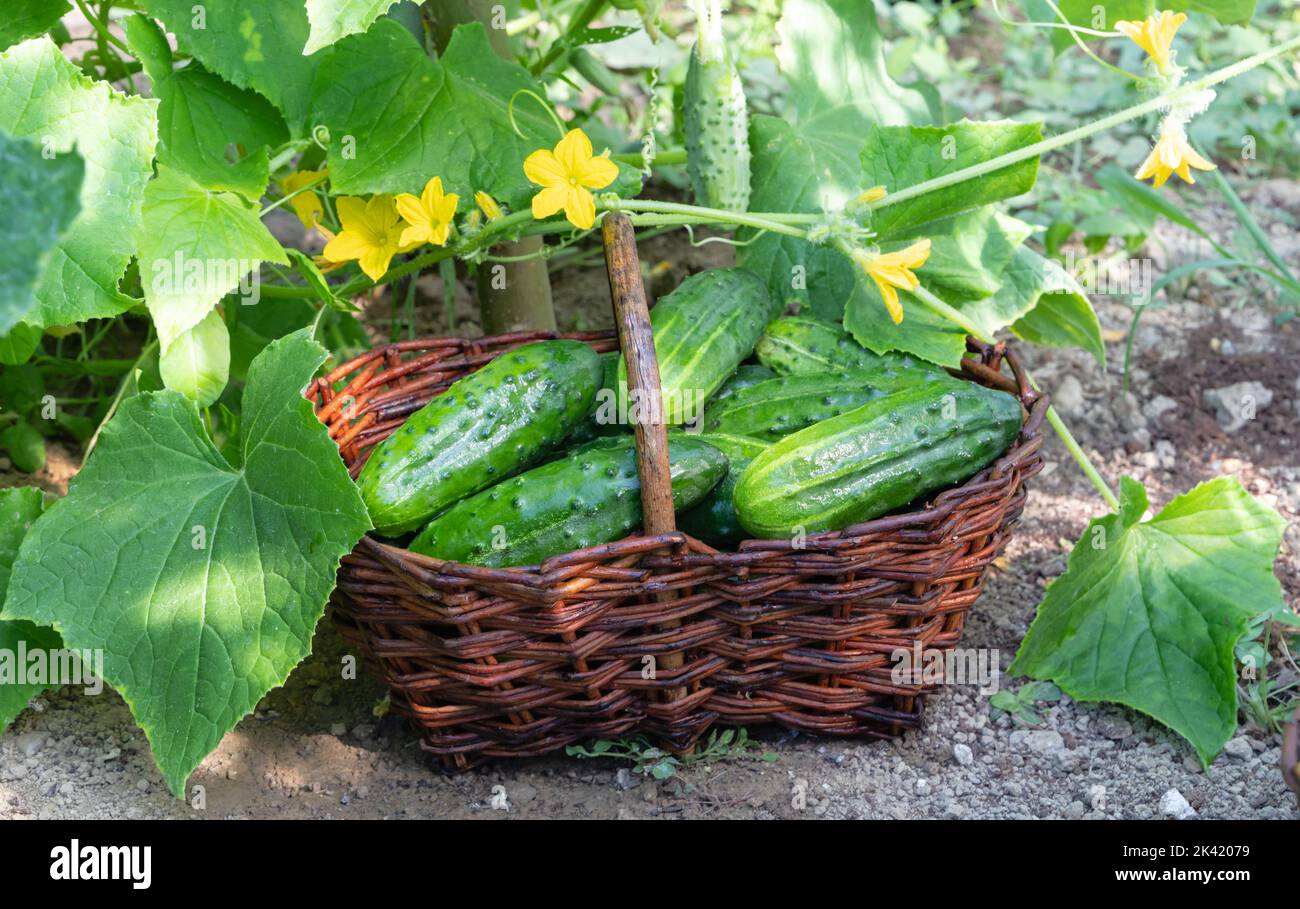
[310,215,1047,769]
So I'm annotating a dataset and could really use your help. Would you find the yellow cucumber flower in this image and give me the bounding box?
[322,195,421,281]
[524,128,619,229]
[853,239,932,325]
[395,176,459,248]
[1134,122,1215,188]
[856,185,887,205]
[475,190,503,221]
[1115,11,1187,75]
[281,169,327,229]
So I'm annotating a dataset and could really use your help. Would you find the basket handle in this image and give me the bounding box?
[602,213,676,537]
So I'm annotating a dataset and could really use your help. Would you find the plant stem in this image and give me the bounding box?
[600,197,811,238]
[906,285,995,343]
[866,35,1300,216]
[85,337,158,459]
[611,147,688,168]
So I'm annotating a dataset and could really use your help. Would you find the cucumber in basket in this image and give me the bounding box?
[711,364,778,404]
[734,381,1023,538]
[410,435,728,567]
[677,432,769,546]
[617,267,780,425]
[357,340,603,535]
[563,350,625,447]
[703,370,953,442]
[755,315,921,376]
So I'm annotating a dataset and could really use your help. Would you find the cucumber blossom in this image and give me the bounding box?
[734,381,1023,537]
[356,340,602,535]
[410,435,728,567]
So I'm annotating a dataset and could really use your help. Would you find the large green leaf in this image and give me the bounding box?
[0,130,83,334]
[774,0,932,125]
[5,330,372,796]
[159,309,231,407]
[843,273,968,366]
[138,165,288,352]
[1011,476,1285,765]
[0,37,158,328]
[862,120,1043,238]
[304,0,406,54]
[138,0,318,133]
[0,0,72,52]
[124,15,288,200]
[1011,287,1105,365]
[0,487,61,732]
[893,208,1033,301]
[311,21,637,208]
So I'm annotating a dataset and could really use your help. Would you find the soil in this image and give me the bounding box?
[3,188,1299,821]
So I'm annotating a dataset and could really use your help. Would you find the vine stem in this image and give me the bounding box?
[600,197,813,238]
[865,34,1300,215]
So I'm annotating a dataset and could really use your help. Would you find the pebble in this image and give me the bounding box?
[1203,381,1273,433]
[1022,730,1065,755]
[1055,375,1085,416]
[614,768,637,790]
[16,733,46,757]
[1141,395,1178,422]
[915,779,931,796]
[351,724,375,739]
[135,778,150,793]
[953,743,974,767]
[1222,736,1254,761]
[1087,784,1107,811]
[1159,788,1197,820]
[329,723,347,737]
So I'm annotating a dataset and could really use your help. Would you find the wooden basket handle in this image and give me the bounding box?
[602,213,676,537]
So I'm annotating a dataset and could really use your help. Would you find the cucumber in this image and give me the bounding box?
[711,364,777,404]
[677,432,768,546]
[356,340,602,535]
[734,381,1023,537]
[755,316,922,376]
[410,436,729,567]
[682,4,751,211]
[703,371,902,442]
[617,267,779,426]
[563,350,623,447]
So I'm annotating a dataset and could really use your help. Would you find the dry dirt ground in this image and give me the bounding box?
[2,185,1299,821]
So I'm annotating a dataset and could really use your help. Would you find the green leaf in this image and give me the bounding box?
[862,119,1043,238]
[1025,0,1258,53]
[311,21,640,209]
[0,130,84,334]
[0,37,158,328]
[138,165,288,352]
[1011,476,1286,765]
[304,0,404,55]
[843,273,968,366]
[0,322,43,365]
[0,0,72,52]
[774,0,933,125]
[159,309,231,407]
[964,244,1090,340]
[287,249,358,313]
[0,486,61,732]
[125,15,288,200]
[5,330,372,796]
[1011,287,1105,365]
[138,0,318,133]
[895,208,1033,301]
[1,420,46,473]
[1095,163,1220,250]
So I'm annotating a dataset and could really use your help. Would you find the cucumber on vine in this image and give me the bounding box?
[683,0,751,211]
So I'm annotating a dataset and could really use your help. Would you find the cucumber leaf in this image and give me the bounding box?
[138,0,318,134]
[863,119,1043,238]
[0,487,60,733]
[0,37,158,328]
[138,165,288,352]
[0,130,84,335]
[0,323,43,365]
[1011,286,1105,364]
[893,208,1033,301]
[304,0,405,54]
[311,21,640,208]
[0,0,72,53]
[159,309,231,407]
[1011,476,1285,766]
[4,330,372,796]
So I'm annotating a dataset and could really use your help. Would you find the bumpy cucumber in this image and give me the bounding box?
[617,267,779,425]
[682,18,751,211]
[703,371,904,441]
[563,350,624,447]
[734,381,1023,537]
[410,436,728,567]
[677,432,768,546]
[357,340,602,535]
[755,316,921,376]
[712,364,778,404]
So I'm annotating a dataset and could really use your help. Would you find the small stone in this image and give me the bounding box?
[329,723,347,737]
[1065,800,1086,819]
[16,733,45,757]
[915,779,932,796]
[1023,730,1065,755]
[1159,788,1197,820]
[1142,395,1178,422]
[1097,717,1132,740]
[1222,736,1254,760]
[1055,375,1085,416]
[1087,784,1107,811]
[136,778,150,793]
[614,768,637,790]
[952,743,974,767]
[351,724,375,739]
[1203,381,1273,433]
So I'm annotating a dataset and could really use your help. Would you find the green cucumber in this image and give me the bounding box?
[677,432,768,546]
[563,350,623,447]
[703,371,896,441]
[410,436,728,567]
[755,316,921,376]
[682,2,750,211]
[617,267,779,425]
[357,339,602,535]
[734,381,1023,537]
[712,364,778,403]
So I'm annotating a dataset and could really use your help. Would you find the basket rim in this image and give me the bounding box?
[314,333,1047,587]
